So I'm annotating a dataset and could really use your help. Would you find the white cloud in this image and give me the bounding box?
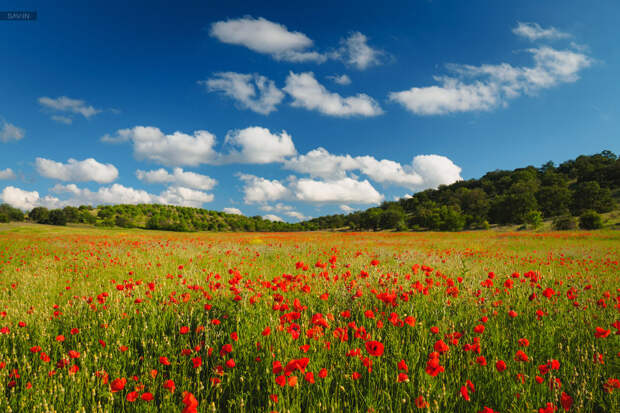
[0,168,16,180]
[51,115,72,124]
[38,96,101,120]
[284,210,309,221]
[210,16,326,63]
[390,45,591,115]
[102,126,217,167]
[222,127,296,164]
[262,214,284,222]
[327,74,352,85]
[340,204,354,213]
[136,167,217,190]
[223,207,243,215]
[200,72,284,115]
[284,72,383,117]
[0,121,25,142]
[285,148,462,191]
[51,183,213,208]
[238,173,290,203]
[513,22,570,41]
[35,157,119,183]
[335,32,383,70]
[0,186,62,210]
[291,177,383,204]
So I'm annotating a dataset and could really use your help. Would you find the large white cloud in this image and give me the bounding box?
[238,173,290,204]
[38,96,101,120]
[284,148,462,191]
[0,121,24,142]
[0,168,16,180]
[136,167,217,190]
[389,26,591,116]
[222,127,296,164]
[0,186,62,210]
[284,72,383,117]
[512,22,570,41]
[102,126,217,167]
[200,72,284,115]
[335,32,384,70]
[52,183,213,207]
[210,16,326,63]
[292,177,383,204]
[36,157,119,183]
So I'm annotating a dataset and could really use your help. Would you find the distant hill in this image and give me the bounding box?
[1,150,618,232]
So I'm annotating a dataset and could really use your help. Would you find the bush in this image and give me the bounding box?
[553,215,577,230]
[524,210,543,229]
[579,210,603,229]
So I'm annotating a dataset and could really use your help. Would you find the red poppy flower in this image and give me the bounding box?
[126,391,138,402]
[365,340,384,357]
[110,377,126,392]
[495,360,507,372]
[141,392,153,402]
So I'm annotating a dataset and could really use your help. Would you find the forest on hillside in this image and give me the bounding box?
[1,150,618,232]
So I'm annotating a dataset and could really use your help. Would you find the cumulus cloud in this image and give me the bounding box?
[0,121,25,142]
[284,72,383,117]
[340,204,354,213]
[51,183,213,207]
[262,214,284,222]
[35,157,119,183]
[210,16,326,63]
[0,168,16,180]
[0,186,62,210]
[38,96,101,121]
[327,74,352,85]
[102,126,217,167]
[291,177,383,204]
[222,127,296,164]
[223,207,243,215]
[335,32,384,70]
[238,173,290,204]
[200,72,284,115]
[389,34,591,115]
[284,148,462,191]
[513,22,570,41]
[136,167,216,190]
[259,202,308,220]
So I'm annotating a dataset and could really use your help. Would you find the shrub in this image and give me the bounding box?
[579,210,603,229]
[553,215,577,230]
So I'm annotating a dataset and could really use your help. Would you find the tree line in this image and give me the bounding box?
[1,150,617,231]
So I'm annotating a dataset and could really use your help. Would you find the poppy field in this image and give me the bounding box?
[0,226,618,412]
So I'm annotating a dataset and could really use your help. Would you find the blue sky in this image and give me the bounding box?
[1,0,618,222]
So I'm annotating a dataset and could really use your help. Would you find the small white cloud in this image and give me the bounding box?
[102,126,217,167]
[51,115,73,124]
[210,16,326,63]
[513,22,570,41]
[38,96,101,121]
[262,214,284,222]
[200,72,284,115]
[335,32,384,70]
[222,127,296,164]
[136,167,217,190]
[0,168,16,180]
[284,210,309,221]
[238,173,290,204]
[284,71,383,117]
[223,207,243,215]
[0,121,25,142]
[340,204,354,213]
[327,74,352,85]
[36,157,119,183]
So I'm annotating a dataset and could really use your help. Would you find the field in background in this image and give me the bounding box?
[0,226,618,412]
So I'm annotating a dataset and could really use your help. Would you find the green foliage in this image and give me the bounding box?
[553,215,578,230]
[524,210,543,229]
[579,210,603,229]
[47,209,67,226]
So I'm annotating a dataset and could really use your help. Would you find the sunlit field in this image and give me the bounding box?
[0,225,618,412]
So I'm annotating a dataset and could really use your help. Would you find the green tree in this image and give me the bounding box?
[524,210,543,229]
[47,209,67,226]
[579,210,603,229]
[29,207,50,223]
